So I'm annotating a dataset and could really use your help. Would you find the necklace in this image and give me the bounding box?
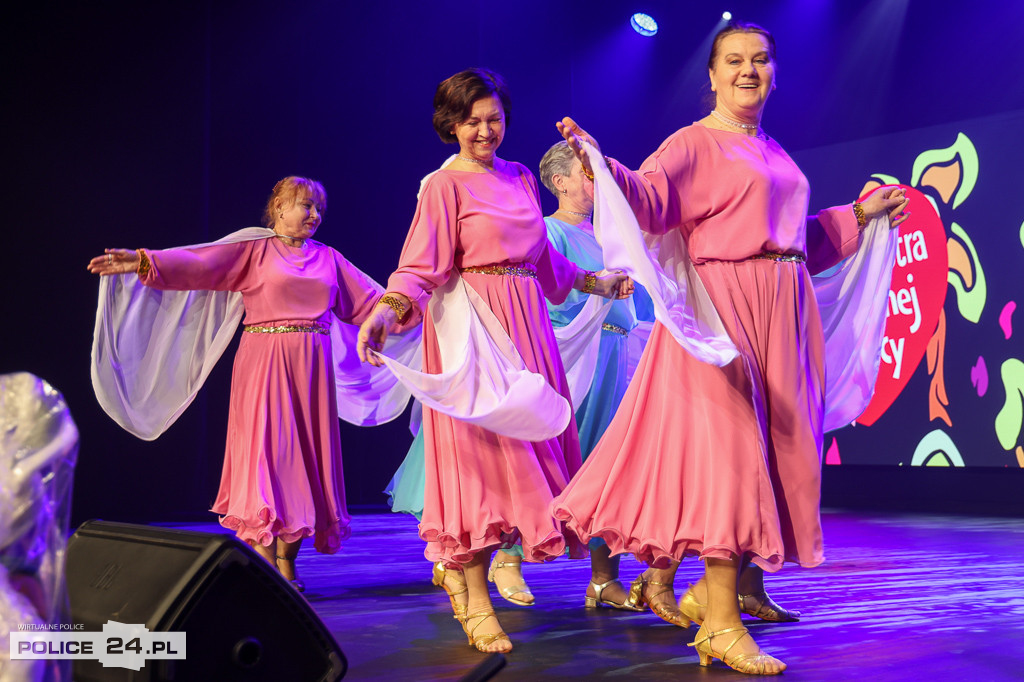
[556,209,592,220]
[710,109,764,136]
[273,232,305,244]
[457,154,492,167]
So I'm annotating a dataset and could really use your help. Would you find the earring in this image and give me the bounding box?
[561,189,568,195]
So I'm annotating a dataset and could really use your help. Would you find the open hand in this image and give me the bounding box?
[557,117,602,175]
[87,248,140,275]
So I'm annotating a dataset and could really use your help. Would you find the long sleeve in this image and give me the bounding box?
[805,204,862,275]
[332,250,384,326]
[141,240,254,292]
[605,129,700,236]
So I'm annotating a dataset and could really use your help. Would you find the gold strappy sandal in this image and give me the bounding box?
[626,574,691,627]
[688,623,786,675]
[584,578,644,611]
[464,610,512,653]
[487,555,534,606]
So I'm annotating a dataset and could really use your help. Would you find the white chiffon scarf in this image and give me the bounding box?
[582,142,897,432]
[91,228,419,440]
[374,272,572,441]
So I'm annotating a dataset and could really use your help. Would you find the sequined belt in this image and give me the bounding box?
[750,251,806,263]
[601,323,629,336]
[462,265,537,278]
[243,323,329,335]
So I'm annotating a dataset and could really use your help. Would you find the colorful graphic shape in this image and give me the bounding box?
[856,185,949,426]
[910,429,965,467]
[995,358,1024,454]
[999,301,1016,340]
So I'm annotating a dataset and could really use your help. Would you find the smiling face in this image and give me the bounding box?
[274,190,322,240]
[453,94,505,163]
[709,32,776,122]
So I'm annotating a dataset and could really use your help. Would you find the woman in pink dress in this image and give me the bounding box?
[356,68,630,653]
[552,23,909,674]
[88,176,382,591]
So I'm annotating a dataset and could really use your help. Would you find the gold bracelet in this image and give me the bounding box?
[582,271,597,295]
[136,249,151,277]
[580,156,614,182]
[852,202,867,228]
[380,294,408,321]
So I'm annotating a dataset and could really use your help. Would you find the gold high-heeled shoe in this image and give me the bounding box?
[688,623,786,675]
[738,590,801,622]
[626,574,691,627]
[677,584,705,625]
[584,578,644,611]
[431,562,468,630]
[678,584,801,623]
[487,555,534,606]
[464,610,513,653]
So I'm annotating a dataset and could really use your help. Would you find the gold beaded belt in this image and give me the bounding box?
[751,251,806,263]
[462,265,537,278]
[243,323,329,335]
[601,323,629,336]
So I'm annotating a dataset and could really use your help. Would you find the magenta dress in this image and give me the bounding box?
[386,160,586,565]
[140,236,381,553]
[552,124,861,572]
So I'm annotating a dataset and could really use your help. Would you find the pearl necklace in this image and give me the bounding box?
[457,154,492,167]
[556,209,592,220]
[711,110,764,137]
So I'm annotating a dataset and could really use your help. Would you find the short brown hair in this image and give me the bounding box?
[262,176,327,228]
[432,68,511,144]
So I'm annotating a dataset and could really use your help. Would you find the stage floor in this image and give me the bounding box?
[171,509,1024,681]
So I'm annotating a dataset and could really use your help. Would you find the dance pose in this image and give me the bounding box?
[89,177,383,591]
[552,22,908,674]
[356,68,630,653]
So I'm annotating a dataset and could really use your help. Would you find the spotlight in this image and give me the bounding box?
[630,12,658,36]
[722,11,732,21]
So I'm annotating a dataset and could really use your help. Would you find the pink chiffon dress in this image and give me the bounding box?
[386,159,587,565]
[552,124,861,572]
[139,236,381,553]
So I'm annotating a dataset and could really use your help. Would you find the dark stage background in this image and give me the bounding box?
[5,0,1023,526]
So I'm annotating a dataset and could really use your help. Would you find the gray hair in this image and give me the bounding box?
[538,141,576,197]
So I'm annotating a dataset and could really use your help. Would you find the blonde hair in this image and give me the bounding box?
[262,176,327,228]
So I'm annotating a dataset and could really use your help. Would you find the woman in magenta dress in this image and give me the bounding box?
[356,68,630,653]
[88,176,382,591]
[552,23,909,674]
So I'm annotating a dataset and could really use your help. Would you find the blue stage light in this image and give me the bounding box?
[722,11,733,21]
[630,12,658,36]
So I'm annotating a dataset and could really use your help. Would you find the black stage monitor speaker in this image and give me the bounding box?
[66,520,346,681]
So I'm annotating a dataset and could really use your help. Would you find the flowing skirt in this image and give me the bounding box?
[212,319,350,553]
[420,271,585,565]
[553,259,825,572]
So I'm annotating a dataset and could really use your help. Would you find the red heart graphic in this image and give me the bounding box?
[855,185,948,426]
